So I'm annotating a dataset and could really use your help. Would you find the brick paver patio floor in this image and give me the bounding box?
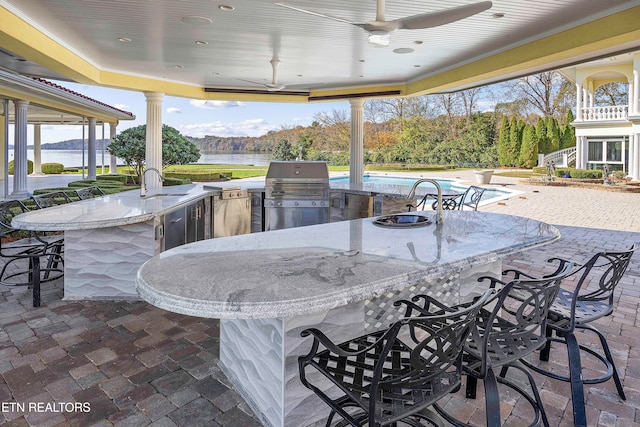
[2,171,639,426]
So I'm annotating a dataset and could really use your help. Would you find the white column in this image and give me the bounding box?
[349,99,364,184]
[588,92,594,108]
[583,88,588,109]
[633,70,639,115]
[632,134,640,181]
[87,117,97,180]
[628,134,635,179]
[0,100,6,198]
[12,99,30,198]
[109,122,118,174]
[576,83,583,120]
[145,92,164,190]
[32,124,43,175]
[575,135,582,169]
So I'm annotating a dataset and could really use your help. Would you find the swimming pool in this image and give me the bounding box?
[330,174,521,206]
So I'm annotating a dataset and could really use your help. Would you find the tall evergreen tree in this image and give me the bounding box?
[507,117,524,166]
[546,117,561,152]
[560,110,576,149]
[536,118,550,153]
[497,116,511,166]
[519,124,539,168]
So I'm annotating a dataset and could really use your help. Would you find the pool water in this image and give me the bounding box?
[330,175,520,206]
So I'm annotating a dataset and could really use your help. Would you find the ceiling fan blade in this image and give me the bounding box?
[393,1,492,30]
[274,2,357,26]
[235,77,269,86]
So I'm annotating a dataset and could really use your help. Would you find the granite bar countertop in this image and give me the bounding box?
[136,211,560,319]
[11,184,220,231]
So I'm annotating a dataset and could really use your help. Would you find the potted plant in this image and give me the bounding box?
[473,169,493,184]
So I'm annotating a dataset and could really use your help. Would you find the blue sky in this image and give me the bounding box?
[36,81,347,144]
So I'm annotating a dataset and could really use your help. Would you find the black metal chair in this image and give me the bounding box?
[31,191,73,209]
[0,200,64,307]
[298,289,494,427]
[75,185,105,200]
[429,266,573,427]
[504,245,637,427]
[430,186,486,211]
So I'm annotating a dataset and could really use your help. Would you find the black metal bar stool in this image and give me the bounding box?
[298,289,494,427]
[504,244,637,427]
[429,266,573,427]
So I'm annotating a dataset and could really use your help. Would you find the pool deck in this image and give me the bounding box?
[1,170,640,426]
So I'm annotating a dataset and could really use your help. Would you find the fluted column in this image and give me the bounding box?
[145,92,164,190]
[1,100,6,198]
[32,124,43,175]
[109,122,118,174]
[87,117,97,180]
[12,99,30,198]
[576,83,583,120]
[633,70,639,115]
[349,99,364,184]
[632,134,640,181]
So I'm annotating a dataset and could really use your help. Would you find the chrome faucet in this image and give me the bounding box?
[406,179,444,225]
[140,167,164,197]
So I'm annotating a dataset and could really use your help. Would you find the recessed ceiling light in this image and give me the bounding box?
[16,58,27,62]
[358,59,365,63]
[174,65,184,69]
[413,41,423,45]
[195,40,208,45]
[117,37,132,42]
[213,72,221,75]
[414,65,421,68]
[393,48,414,54]
[218,5,235,11]
[492,13,505,18]
[181,16,212,25]
[359,75,364,78]
[296,74,303,77]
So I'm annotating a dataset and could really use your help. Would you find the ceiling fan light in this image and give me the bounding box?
[368,31,390,47]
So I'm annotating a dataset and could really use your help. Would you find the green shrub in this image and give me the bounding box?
[8,159,33,175]
[163,177,191,186]
[66,180,124,189]
[41,163,64,174]
[553,168,602,179]
[613,171,627,179]
[164,171,231,181]
[97,174,135,184]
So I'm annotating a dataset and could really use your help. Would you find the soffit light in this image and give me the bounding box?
[181,16,213,25]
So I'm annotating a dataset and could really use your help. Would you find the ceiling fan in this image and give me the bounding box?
[236,58,287,92]
[274,0,493,47]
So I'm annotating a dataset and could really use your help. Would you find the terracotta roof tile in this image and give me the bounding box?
[30,77,135,118]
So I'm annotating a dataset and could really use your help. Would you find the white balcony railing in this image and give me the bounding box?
[580,105,628,121]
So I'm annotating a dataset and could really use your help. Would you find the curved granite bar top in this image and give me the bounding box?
[136,211,560,320]
[11,184,217,231]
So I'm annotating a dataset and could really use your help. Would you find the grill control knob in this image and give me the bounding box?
[295,202,299,206]
[312,201,316,206]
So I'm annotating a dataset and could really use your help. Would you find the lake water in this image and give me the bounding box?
[21,150,272,168]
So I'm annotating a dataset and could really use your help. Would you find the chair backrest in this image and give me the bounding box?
[31,191,72,209]
[0,200,29,236]
[475,266,571,371]
[376,289,493,390]
[550,244,636,324]
[458,185,485,210]
[75,186,105,200]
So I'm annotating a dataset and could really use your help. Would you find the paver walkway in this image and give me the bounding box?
[1,171,639,426]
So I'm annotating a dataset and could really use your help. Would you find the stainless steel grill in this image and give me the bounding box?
[264,161,330,231]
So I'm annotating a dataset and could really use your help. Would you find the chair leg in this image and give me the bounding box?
[483,368,501,427]
[539,326,553,362]
[588,326,626,400]
[465,375,478,399]
[30,256,41,308]
[566,333,587,427]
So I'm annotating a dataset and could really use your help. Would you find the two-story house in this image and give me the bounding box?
[560,52,640,181]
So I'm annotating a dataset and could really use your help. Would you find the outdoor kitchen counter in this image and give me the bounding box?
[137,210,559,318]
[136,211,559,427]
[11,183,218,231]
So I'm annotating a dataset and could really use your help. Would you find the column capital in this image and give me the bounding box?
[349,98,365,108]
[144,92,165,103]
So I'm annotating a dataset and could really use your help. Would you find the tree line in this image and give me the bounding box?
[188,72,627,168]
